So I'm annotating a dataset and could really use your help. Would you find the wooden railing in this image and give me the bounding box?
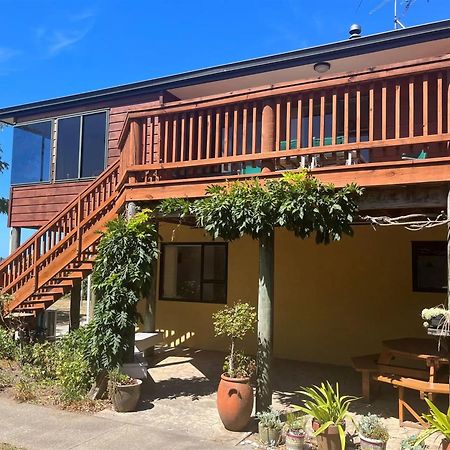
[0,160,121,297]
[119,55,450,181]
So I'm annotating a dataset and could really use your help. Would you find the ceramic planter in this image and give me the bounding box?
[442,438,450,450]
[258,423,282,446]
[313,419,344,450]
[285,430,305,450]
[216,374,253,431]
[112,378,142,412]
[359,434,387,450]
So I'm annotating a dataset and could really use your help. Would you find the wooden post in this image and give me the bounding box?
[261,100,275,172]
[9,227,21,254]
[256,231,274,412]
[447,188,450,405]
[70,279,81,331]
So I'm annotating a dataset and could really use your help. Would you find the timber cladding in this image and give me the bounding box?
[9,181,91,228]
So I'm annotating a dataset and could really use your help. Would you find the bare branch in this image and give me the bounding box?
[360,213,449,231]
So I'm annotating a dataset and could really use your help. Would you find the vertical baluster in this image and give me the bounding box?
[275,99,281,151]
[172,116,178,162]
[356,88,361,143]
[286,99,291,150]
[447,70,450,134]
[382,81,387,140]
[308,94,313,148]
[147,117,154,164]
[214,110,220,158]
[188,113,194,161]
[344,89,349,144]
[163,118,169,163]
[233,107,238,156]
[252,103,257,154]
[437,72,443,135]
[369,84,374,142]
[395,81,401,139]
[206,110,212,159]
[319,92,325,146]
[224,108,229,156]
[297,96,302,148]
[198,112,204,159]
[242,105,248,155]
[180,114,186,161]
[423,74,428,136]
[409,77,415,138]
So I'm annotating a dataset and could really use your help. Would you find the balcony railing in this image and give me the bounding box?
[118,55,450,184]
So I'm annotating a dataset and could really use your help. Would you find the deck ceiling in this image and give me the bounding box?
[168,38,450,100]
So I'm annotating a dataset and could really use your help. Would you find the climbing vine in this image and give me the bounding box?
[89,209,159,371]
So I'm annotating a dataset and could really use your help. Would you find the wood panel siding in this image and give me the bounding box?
[9,181,91,228]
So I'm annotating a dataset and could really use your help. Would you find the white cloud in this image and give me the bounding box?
[46,28,90,56]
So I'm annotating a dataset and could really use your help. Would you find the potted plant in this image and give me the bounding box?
[400,435,426,450]
[415,398,450,450]
[213,301,257,431]
[109,368,142,412]
[422,306,450,336]
[296,382,357,450]
[285,412,307,450]
[257,407,283,446]
[358,414,389,449]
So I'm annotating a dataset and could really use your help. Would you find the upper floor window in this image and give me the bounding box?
[56,112,107,180]
[11,121,52,185]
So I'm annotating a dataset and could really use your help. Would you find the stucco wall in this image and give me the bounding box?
[149,222,445,366]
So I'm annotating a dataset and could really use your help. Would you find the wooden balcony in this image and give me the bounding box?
[118,54,450,198]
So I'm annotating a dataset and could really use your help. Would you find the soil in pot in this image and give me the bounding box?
[258,423,282,446]
[216,374,253,431]
[359,434,387,450]
[112,379,142,412]
[285,430,305,450]
[313,419,344,450]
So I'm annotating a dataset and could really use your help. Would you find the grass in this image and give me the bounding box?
[0,444,24,450]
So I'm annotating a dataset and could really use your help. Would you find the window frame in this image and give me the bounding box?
[54,110,109,182]
[10,119,54,186]
[411,241,447,293]
[159,242,228,304]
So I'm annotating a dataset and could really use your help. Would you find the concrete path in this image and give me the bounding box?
[0,397,243,450]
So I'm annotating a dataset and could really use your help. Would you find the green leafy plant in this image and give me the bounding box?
[0,327,16,360]
[286,411,306,435]
[295,382,357,449]
[89,209,159,371]
[256,407,283,430]
[108,368,137,400]
[212,302,256,378]
[14,377,35,402]
[358,413,389,442]
[415,398,450,445]
[400,435,425,450]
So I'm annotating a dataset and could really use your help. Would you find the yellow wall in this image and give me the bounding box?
[151,222,445,366]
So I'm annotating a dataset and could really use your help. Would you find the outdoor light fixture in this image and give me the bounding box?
[313,62,331,73]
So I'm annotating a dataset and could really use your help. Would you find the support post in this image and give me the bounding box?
[256,231,274,413]
[447,189,450,405]
[261,100,275,173]
[9,227,21,254]
[142,254,158,357]
[70,279,82,331]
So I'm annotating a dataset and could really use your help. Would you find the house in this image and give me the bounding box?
[1,20,450,366]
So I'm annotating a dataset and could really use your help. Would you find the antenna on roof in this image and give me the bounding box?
[368,0,419,30]
[394,0,406,29]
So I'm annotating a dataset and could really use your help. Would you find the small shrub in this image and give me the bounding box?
[0,327,16,360]
[14,377,35,402]
[0,371,14,390]
[358,413,389,442]
[400,435,425,450]
[257,407,283,430]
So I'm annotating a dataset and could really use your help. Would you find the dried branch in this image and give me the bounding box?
[360,213,449,231]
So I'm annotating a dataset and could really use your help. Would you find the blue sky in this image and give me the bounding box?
[0,0,449,257]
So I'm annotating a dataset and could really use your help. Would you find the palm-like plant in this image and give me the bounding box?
[415,398,450,445]
[295,382,357,449]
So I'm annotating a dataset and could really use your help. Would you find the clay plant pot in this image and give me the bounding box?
[285,430,306,450]
[112,379,142,412]
[313,419,345,450]
[359,434,387,450]
[216,374,253,431]
[442,438,450,450]
[258,423,282,446]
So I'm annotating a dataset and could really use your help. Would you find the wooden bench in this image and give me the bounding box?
[376,374,449,427]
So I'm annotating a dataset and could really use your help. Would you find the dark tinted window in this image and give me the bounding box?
[412,241,447,293]
[81,112,106,178]
[11,121,52,184]
[56,116,81,180]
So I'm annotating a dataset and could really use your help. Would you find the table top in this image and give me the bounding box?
[382,337,448,362]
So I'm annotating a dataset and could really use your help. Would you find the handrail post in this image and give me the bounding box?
[33,236,39,291]
[261,100,275,172]
[77,197,83,260]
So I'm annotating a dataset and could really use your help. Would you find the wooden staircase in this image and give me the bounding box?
[0,160,123,316]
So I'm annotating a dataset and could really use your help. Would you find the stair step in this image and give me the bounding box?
[29,295,57,302]
[37,287,66,295]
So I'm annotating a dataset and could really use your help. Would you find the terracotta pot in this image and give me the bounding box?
[442,438,450,450]
[258,423,282,446]
[112,379,142,412]
[285,430,305,450]
[216,374,253,431]
[359,434,387,450]
[312,419,345,450]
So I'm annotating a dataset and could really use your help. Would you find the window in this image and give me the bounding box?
[11,121,52,184]
[56,112,106,180]
[160,243,227,303]
[412,241,447,293]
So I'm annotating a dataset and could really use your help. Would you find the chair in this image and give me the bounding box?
[401,150,427,160]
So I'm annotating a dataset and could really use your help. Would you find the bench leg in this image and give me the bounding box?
[398,386,427,428]
[362,371,371,401]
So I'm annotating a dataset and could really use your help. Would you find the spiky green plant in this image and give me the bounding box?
[415,398,450,445]
[295,382,357,449]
